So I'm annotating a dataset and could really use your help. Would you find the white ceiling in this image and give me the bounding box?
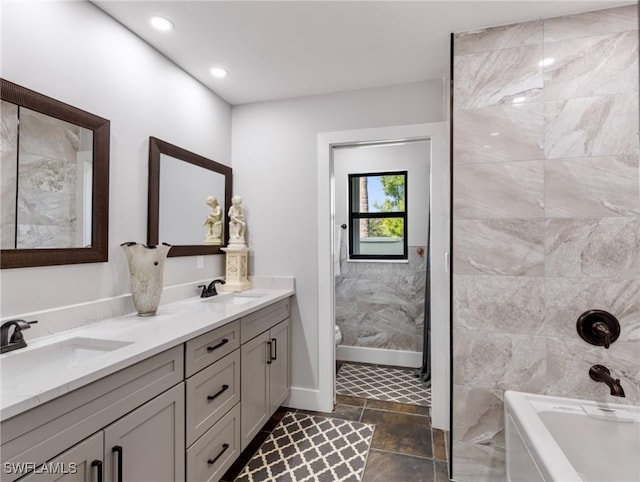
[92,0,631,105]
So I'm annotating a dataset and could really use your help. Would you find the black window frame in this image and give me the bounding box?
[347,170,408,261]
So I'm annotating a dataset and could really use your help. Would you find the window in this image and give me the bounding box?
[348,171,407,260]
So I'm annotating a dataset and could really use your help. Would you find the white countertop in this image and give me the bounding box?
[0,288,294,420]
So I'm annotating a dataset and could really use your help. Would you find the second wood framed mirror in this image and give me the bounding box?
[148,137,232,257]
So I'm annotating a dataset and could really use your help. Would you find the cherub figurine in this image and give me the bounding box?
[203,196,222,244]
[228,195,246,246]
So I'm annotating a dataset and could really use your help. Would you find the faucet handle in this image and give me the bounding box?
[197,284,208,298]
[592,321,611,348]
[577,310,620,349]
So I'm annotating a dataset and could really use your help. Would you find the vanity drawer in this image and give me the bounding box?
[186,350,240,446]
[186,402,240,482]
[185,319,240,377]
[240,298,290,343]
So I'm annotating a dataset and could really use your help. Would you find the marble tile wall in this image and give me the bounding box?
[452,4,639,481]
[335,241,426,353]
[8,108,85,249]
[1,101,19,248]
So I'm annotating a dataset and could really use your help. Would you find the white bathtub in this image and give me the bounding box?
[504,390,640,482]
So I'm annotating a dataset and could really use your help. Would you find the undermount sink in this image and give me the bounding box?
[1,337,133,387]
[204,292,266,305]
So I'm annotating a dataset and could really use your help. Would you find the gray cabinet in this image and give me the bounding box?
[1,296,293,482]
[240,318,290,450]
[103,383,185,482]
[1,347,184,482]
[185,403,240,482]
[268,319,290,415]
[184,322,242,482]
[19,432,103,482]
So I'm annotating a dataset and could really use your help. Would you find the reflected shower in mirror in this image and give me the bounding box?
[2,102,94,249]
[148,137,232,257]
[0,79,110,269]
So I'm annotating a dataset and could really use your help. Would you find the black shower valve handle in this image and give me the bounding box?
[576,310,620,349]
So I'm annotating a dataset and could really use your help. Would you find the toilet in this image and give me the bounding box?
[334,324,343,346]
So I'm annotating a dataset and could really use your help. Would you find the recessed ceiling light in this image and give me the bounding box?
[210,67,228,79]
[150,16,174,32]
[512,96,526,104]
[490,132,500,137]
[539,57,555,67]
[483,145,491,149]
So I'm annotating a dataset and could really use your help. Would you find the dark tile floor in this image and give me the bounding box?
[221,395,450,481]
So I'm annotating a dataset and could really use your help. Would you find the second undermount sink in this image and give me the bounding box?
[1,337,133,387]
[204,292,266,305]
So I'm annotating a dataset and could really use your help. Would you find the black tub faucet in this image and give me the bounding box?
[1,319,38,354]
[198,279,226,298]
[589,364,626,397]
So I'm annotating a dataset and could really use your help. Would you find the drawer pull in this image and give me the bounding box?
[207,384,229,402]
[207,443,230,465]
[266,341,272,364]
[206,338,229,352]
[271,338,277,361]
[91,460,103,482]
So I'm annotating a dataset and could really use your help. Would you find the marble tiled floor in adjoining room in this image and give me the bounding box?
[221,395,450,482]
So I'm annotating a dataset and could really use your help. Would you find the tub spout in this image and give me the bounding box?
[589,364,626,397]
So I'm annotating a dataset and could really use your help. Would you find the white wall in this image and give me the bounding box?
[0,1,231,319]
[231,80,444,408]
[333,140,430,247]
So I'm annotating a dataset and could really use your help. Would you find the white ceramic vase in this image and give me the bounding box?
[121,242,171,316]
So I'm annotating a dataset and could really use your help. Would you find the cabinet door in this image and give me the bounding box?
[269,319,290,415]
[19,432,103,482]
[240,331,270,451]
[103,383,185,482]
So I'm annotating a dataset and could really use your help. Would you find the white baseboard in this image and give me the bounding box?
[336,345,422,368]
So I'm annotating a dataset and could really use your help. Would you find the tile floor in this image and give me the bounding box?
[222,364,449,482]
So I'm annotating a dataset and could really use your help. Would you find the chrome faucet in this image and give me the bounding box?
[198,279,226,298]
[1,319,38,354]
[589,364,626,397]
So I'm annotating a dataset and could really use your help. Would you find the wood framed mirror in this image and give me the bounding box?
[0,79,110,269]
[148,137,232,257]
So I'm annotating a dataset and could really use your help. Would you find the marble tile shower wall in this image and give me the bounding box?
[1,104,84,249]
[452,5,639,481]
[335,241,426,353]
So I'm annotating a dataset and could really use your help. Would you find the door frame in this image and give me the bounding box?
[316,122,450,429]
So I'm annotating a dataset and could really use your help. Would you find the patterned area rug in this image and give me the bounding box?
[235,412,374,482]
[336,363,431,407]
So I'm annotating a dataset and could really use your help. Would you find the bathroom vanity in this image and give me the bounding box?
[0,288,293,482]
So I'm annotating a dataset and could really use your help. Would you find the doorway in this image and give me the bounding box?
[317,122,450,430]
[333,139,430,372]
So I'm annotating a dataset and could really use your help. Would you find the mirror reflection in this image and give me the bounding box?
[1,101,94,250]
[148,137,232,257]
[158,153,226,245]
